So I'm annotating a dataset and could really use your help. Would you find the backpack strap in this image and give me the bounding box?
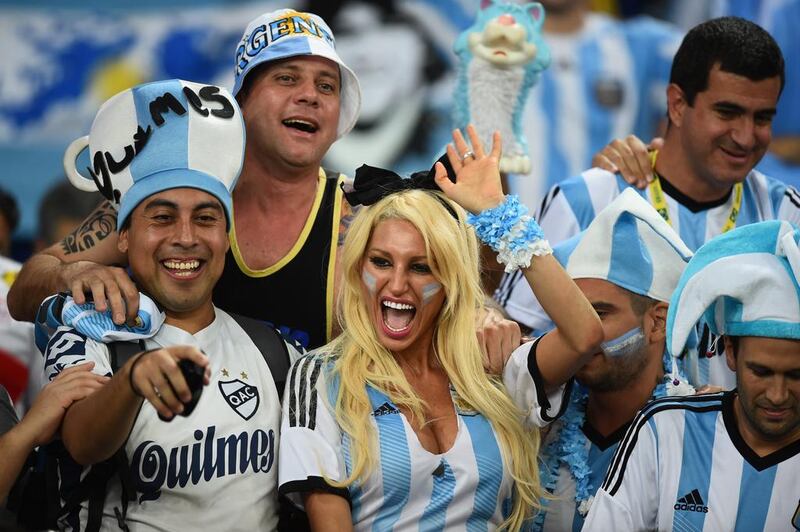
[228,313,291,398]
[108,339,148,373]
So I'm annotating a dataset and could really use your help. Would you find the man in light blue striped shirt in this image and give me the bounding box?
[496,17,800,390]
[584,220,800,531]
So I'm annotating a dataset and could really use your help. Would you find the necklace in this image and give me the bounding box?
[647,150,743,233]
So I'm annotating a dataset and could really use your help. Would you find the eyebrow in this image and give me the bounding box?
[368,248,429,262]
[713,101,777,116]
[591,301,617,312]
[142,199,223,212]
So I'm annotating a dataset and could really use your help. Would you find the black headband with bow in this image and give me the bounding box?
[342,154,458,218]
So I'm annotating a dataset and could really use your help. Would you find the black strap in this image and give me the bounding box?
[109,339,148,373]
[229,313,292,398]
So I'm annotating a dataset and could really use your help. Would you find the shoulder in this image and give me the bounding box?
[285,350,337,430]
[44,326,107,379]
[628,392,726,437]
[547,169,626,220]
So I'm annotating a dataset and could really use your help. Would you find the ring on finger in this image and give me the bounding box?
[153,385,162,399]
[460,150,475,162]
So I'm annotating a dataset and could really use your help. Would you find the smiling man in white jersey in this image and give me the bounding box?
[45,80,301,530]
[495,17,800,390]
[584,220,800,531]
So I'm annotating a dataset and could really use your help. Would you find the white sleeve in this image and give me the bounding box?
[279,355,350,508]
[502,337,572,428]
[583,411,659,531]
[43,326,111,382]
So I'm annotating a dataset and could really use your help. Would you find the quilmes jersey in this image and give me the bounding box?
[44,308,301,531]
[213,168,343,351]
[495,168,800,387]
[278,337,570,531]
[504,13,681,207]
[536,419,629,532]
[583,392,800,531]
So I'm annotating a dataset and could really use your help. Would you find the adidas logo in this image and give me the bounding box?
[373,402,400,417]
[674,489,709,513]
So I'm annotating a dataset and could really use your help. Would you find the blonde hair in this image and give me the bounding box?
[322,189,542,530]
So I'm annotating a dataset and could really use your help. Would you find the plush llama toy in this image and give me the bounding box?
[453,0,550,174]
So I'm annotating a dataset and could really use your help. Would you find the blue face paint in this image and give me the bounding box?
[601,326,646,357]
[421,281,442,305]
[362,269,377,296]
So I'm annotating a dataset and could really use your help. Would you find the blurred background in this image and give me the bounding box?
[0,0,797,262]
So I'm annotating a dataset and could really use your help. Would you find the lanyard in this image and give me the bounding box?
[647,151,743,233]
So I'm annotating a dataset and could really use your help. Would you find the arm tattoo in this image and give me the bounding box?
[60,201,118,255]
[338,202,361,247]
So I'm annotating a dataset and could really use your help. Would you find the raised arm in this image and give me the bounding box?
[7,201,138,324]
[435,126,603,389]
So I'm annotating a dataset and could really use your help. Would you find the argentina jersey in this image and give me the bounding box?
[495,168,800,387]
[505,13,680,209]
[536,422,625,532]
[279,340,568,531]
[584,392,800,531]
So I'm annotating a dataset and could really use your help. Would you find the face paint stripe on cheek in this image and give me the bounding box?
[362,269,377,296]
[601,327,646,357]
[422,281,442,305]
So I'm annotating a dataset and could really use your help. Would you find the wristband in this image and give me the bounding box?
[467,195,552,272]
[128,349,159,398]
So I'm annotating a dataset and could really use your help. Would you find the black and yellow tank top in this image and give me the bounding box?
[213,169,343,350]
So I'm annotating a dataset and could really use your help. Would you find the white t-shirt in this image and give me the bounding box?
[278,337,569,531]
[44,308,300,531]
[0,255,43,416]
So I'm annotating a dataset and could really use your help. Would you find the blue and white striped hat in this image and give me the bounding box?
[554,189,693,302]
[233,9,361,138]
[63,79,245,229]
[667,220,800,359]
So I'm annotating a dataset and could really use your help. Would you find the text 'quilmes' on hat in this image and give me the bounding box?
[232,9,362,138]
[63,79,245,229]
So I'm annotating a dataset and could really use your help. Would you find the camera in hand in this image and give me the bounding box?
[158,359,204,422]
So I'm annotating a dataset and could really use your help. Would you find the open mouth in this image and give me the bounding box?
[161,259,203,278]
[381,299,416,333]
[282,118,318,133]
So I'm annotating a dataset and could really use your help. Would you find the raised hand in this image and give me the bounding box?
[434,125,505,214]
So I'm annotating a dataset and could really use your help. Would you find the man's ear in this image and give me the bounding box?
[666,83,687,127]
[118,227,129,254]
[644,301,669,344]
[723,335,737,372]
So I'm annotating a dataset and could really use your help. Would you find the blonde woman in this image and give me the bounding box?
[279,127,603,531]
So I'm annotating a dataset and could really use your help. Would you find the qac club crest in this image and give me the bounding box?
[218,379,260,420]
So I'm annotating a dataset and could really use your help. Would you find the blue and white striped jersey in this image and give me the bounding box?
[584,392,800,531]
[279,338,568,531]
[495,168,800,388]
[505,13,681,209]
[536,421,625,532]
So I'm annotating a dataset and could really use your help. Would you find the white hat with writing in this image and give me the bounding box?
[63,79,245,228]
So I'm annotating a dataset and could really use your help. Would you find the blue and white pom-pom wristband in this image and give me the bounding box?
[467,195,552,272]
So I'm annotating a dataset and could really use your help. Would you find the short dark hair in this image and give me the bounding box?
[0,187,19,233]
[670,17,785,105]
[628,291,658,317]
